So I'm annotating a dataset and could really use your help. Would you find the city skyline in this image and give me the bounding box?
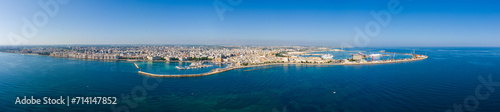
[1,0,499,47]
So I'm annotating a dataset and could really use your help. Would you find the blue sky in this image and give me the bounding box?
[0,0,499,47]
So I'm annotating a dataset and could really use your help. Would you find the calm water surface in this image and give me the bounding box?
[1,47,500,111]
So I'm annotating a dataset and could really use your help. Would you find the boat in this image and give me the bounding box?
[190,62,202,67]
[321,54,334,59]
[175,66,185,70]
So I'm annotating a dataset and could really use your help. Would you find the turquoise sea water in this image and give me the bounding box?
[1,47,500,111]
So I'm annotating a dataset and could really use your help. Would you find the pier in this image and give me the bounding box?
[133,63,140,69]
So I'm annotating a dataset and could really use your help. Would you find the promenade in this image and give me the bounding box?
[137,55,428,78]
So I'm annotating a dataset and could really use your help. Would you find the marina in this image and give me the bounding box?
[175,62,214,70]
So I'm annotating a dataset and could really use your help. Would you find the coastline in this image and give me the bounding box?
[0,52,200,63]
[138,55,428,78]
[1,51,428,78]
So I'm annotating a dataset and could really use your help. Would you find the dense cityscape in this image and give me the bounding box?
[0,45,427,68]
[0,45,334,65]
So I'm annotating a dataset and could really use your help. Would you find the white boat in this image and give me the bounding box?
[321,54,334,59]
[175,66,185,70]
[190,62,202,67]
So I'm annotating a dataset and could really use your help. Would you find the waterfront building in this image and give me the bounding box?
[179,57,186,61]
[282,57,289,62]
[352,54,364,60]
[147,56,162,60]
[215,58,223,62]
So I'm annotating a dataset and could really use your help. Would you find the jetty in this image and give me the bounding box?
[137,54,428,78]
[133,63,140,69]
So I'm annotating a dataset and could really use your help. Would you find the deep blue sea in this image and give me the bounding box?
[1,47,500,112]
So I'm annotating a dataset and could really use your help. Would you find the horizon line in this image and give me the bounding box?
[0,44,499,48]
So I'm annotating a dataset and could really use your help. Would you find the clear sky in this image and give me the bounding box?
[0,0,499,47]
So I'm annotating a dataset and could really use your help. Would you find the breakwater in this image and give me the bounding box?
[138,67,235,77]
[133,63,140,69]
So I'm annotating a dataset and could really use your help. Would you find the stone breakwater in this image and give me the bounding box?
[137,55,428,78]
[138,67,235,78]
[133,63,140,69]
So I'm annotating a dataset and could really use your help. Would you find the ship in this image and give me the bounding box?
[321,54,334,59]
[175,66,185,70]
